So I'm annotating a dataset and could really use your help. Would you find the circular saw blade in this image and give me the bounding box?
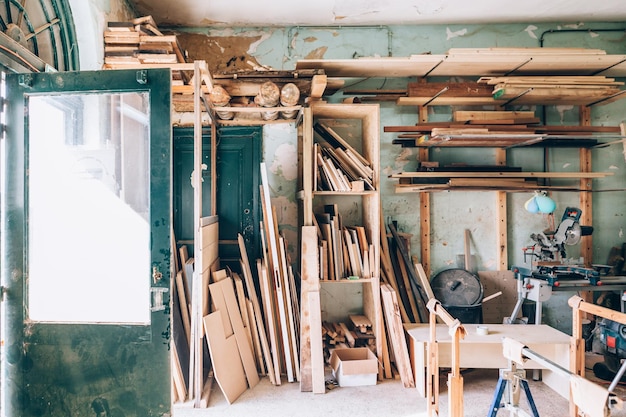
[564,222,582,245]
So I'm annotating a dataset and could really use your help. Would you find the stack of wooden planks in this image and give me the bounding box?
[103,16,186,67]
[385,110,622,149]
[314,204,375,281]
[255,162,301,384]
[313,122,374,192]
[481,75,625,106]
[172,70,330,121]
[379,221,427,324]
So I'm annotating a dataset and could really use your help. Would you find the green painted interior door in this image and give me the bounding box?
[1,69,172,416]
[173,126,262,271]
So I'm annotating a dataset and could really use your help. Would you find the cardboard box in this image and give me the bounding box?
[329,347,378,387]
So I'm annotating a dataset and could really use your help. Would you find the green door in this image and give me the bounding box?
[2,69,172,416]
[173,126,262,270]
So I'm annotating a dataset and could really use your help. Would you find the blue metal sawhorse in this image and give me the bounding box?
[488,366,540,417]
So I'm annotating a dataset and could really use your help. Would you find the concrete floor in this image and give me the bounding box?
[173,358,626,417]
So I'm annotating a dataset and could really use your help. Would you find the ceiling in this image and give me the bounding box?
[130,0,626,28]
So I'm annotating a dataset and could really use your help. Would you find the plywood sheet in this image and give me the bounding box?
[296,55,445,77]
[478,271,517,324]
[203,311,247,404]
[220,278,260,388]
[297,51,626,78]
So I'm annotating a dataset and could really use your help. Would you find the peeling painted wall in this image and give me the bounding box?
[171,22,626,331]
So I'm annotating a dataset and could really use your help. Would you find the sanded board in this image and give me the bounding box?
[209,271,233,336]
[203,311,247,404]
[300,225,321,392]
[219,278,260,388]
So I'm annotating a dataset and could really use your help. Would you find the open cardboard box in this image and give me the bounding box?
[329,347,378,387]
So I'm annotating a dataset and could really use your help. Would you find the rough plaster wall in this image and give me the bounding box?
[69,0,137,69]
[263,123,299,258]
[172,22,626,330]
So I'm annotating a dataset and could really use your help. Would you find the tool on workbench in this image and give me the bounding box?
[506,207,601,325]
[522,207,599,286]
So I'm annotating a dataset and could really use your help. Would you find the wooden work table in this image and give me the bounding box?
[404,323,571,399]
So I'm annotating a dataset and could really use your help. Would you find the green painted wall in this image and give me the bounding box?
[172,22,626,332]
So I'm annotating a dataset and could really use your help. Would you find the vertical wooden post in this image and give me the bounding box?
[427,310,439,416]
[419,147,431,277]
[495,148,508,271]
[417,89,431,277]
[191,60,204,407]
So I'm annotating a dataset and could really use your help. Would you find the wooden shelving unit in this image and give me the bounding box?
[385,105,615,273]
[299,102,383,379]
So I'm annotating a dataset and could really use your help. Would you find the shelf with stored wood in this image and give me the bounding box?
[300,102,383,377]
[386,109,619,193]
[387,106,610,275]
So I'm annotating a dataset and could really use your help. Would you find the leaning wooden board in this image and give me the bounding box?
[203,311,247,404]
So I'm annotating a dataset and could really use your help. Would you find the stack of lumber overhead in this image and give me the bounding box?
[483,75,625,106]
[296,47,626,79]
[103,16,186,66]
[400,75,625,107]
[172,69,331,121]
[385,110,622,149]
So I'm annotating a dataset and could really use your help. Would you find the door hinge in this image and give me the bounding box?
[150,287,169,312]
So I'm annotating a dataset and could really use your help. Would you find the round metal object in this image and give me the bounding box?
[564,222,582,245]
[430,268,483,306]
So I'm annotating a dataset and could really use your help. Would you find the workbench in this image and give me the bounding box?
[404,323,571,399]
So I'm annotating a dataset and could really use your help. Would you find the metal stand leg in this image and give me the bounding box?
[487,375,507,417]
[520,379,540,417]
[488,368,540,417]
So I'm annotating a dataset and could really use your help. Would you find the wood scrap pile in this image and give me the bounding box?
[321,316,375,362]
[103,16,186,66]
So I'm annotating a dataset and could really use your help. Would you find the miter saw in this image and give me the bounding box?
[523,207,599,286]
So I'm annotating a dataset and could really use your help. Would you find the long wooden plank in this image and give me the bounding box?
[258,259,283,384]
[233,273,251,344]
[389,223,427,322]
[260,162,295,382]
[175,271,191,342]
[308,291,326,393]
[300,226,323,392]
[392,171,611,178]
[279,236,300,381]
[381,284,415,388]
[238,234,277,385]
[246,299,265,375]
